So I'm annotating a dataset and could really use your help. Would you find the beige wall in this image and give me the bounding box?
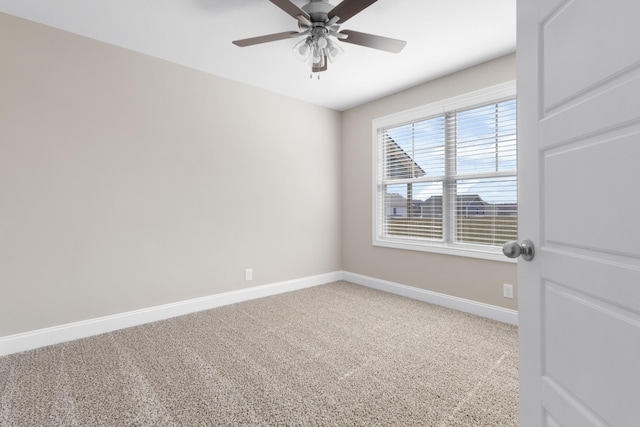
[341,54,518,309]
[0,14,342,336]
[1,12,518,338]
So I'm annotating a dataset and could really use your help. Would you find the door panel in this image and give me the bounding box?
[545,281,640,426]
[540,251,640,311]
[539,68,640,147]
[539,68,640,152]
[544,129,640,256]
[542,0,640,110]
[517,0,640,425]
[541,378,607,427]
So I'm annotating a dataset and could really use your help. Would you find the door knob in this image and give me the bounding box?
[502,240,535,261]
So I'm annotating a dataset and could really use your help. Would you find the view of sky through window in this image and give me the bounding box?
[385,99,516,205]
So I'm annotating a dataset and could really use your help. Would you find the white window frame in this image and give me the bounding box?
[372,81,517,262]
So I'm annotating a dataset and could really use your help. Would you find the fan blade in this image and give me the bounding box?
[328,0,378,24]
[269,0,310,21]
[232,31,299,47]
[339,30,406,53]
[298,14,312,28]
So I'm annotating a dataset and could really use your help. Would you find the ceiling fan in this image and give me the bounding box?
[232,0,407,74]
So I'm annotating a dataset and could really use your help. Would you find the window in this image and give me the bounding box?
[372,82,517,261]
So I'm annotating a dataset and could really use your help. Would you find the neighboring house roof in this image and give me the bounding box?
[387,193,517,216]
[384,132,426,179]
[421,194,487,206]
[387,193,509,211]
[385,193,411,208]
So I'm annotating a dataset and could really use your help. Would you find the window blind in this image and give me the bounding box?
[380,115,446,240]
[375,95,517,253]
[449,99,517,246]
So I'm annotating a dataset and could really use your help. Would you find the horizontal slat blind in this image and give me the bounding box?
[380,115,446,240]
[453,100,517,176]
[449,99,517,246]
[382,116,445,181]
[377,97,517,248]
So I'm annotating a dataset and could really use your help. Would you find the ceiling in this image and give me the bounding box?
[0,0,516,111]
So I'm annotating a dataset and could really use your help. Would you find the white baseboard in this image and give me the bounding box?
[0,270,516,357]
[342,271,518,325]
[0,271,342,357]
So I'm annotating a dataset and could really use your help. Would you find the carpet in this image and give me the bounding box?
[0,281,518,426]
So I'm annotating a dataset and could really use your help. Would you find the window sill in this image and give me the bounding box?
[373,237,517,263]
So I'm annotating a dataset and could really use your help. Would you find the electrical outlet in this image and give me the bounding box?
[245,268,253,281]
[503,283,513,299]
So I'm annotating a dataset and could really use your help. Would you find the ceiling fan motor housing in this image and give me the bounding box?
[302,0,334,23]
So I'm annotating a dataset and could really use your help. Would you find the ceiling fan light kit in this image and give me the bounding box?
[232,0,406,75]
[292,24,345,75]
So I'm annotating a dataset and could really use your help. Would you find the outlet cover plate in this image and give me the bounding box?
[503,283,513,299]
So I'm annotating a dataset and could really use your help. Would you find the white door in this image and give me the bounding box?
[517,0,640,426]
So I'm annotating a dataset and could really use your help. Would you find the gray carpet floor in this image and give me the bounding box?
[0,281,519,426]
